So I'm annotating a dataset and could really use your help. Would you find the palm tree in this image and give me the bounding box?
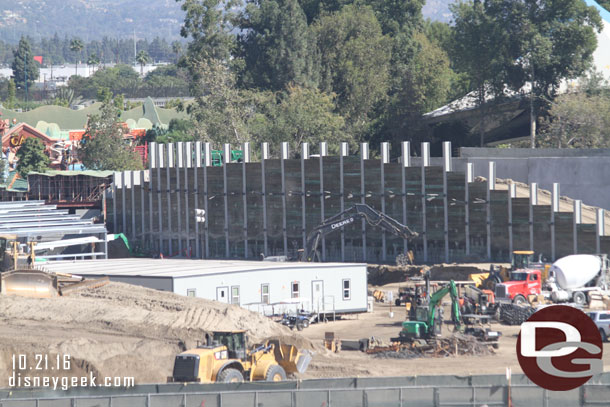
[69,38,84,76]
[87,53,100,75]
[136,50,151,76]
[171,41,182,63]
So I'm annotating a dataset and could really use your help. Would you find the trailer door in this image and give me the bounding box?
[216,286,229,303]
[312,280,324,312]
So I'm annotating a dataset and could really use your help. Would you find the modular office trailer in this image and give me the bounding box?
[43,258,368,315]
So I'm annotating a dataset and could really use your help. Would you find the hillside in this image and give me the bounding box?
[422,0,455,23]
[0,0,184,42]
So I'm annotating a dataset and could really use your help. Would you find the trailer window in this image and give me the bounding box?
[187,289,196,297]
[291,282,300,298]
[261,284,270,304]
[231,286,240,305]
[342,279,351,300]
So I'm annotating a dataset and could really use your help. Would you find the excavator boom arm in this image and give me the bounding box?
[301,204,418,261]
[426,280,462,332]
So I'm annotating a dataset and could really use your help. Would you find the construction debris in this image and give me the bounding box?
[373,334,495,359]
[497,303,536,325]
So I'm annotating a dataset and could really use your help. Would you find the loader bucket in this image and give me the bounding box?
[1,269,59,298]
[269,340,313,374]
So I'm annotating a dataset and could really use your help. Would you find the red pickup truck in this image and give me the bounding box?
[494,270,542,305]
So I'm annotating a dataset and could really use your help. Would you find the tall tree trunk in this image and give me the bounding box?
[478,86,485,147]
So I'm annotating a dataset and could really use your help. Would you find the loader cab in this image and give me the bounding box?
[512,251,534,270]
[213,331,247,360]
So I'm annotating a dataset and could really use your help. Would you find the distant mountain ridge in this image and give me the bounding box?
[0,0,185,42]
[0,0,454,43]
[422,0,455,23]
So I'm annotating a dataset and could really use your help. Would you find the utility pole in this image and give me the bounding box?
[133,29,137,65]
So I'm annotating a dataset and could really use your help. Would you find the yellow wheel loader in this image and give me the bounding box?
[169,331,312,383]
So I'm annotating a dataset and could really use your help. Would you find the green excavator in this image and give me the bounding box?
[393,276,462,345]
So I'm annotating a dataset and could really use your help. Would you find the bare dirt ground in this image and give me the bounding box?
[2,278,610,388]
[0,282,310,385]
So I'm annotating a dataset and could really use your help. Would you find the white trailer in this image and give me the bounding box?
[43,258,369,315]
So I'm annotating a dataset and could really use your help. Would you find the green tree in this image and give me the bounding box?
[11,37,40,96]
[313,5,390,137]
[87,53,100,75]
[136,50,151,75]
[70,38,84,76]
[250,84,346,155]
[171,41,183,63]
[450,0,507,146]
[6,79,16,109]
[239,0,318,90]
[452,0,602,147]
[16,138,50,176]
[540,91,610,148]
[187,58,251,145]
[78,102,144,171]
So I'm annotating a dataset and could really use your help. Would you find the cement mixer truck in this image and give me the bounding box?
[495,254,609,306]
[545,254,609,306]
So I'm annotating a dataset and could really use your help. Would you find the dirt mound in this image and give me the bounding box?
[367,264,494,286]
[0,282,310,385]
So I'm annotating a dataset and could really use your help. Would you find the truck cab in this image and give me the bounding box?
[494,270,542,305]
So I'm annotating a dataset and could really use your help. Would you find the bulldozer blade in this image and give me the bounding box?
[60,277,109,296]
[1,269,59,298]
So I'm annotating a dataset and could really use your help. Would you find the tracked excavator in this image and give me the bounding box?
[300,204,419,262]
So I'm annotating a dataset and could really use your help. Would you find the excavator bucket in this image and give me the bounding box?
[0,269,59,298]
[269,340,313,374]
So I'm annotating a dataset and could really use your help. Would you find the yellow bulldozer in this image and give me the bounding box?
[169,331,312,383]
[0,234,60,298]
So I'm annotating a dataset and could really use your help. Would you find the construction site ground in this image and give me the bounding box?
[2,277,610,388]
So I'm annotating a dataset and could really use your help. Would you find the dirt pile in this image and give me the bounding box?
[368,263,495,286]
[0,282,311,385]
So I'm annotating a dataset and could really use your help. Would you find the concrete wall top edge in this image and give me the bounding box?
[460,147,610,158]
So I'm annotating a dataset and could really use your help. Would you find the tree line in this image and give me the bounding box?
[0,35,183,67]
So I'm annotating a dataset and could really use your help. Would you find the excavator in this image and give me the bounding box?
[169,331,312,383]
[393,276,462,345]
[300,204,419,262]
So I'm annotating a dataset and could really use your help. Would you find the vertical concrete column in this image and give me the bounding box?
[300,143,309,253]
[148,142,156,248]
[442,141,452,263]
[157,144,164,253]
[281,142,289,256]
[184,142,192,256]
[223,143,231,258]
[319,141,328,261]
[130,171,136,242]
[166,143,175,255]
[401,141,410,255]
[551,183,559,260]
[261,142,269,256]
[140,170,146,246]
[176,142,183,255]
[465,163,473,256]
[203,142,211,258]
[421,142,430,262]
[487,161,495,261]
[340,142,349,262]
[242,142,250,258]
[360,142,369,261]
[121,171,127,237]
[596,208,605,255]
[112,172,118,234]
[529,183,538,252]
[380,142,390,262]
[194,141,202,258]
[508,183,516,257]
[573,200,581,254]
